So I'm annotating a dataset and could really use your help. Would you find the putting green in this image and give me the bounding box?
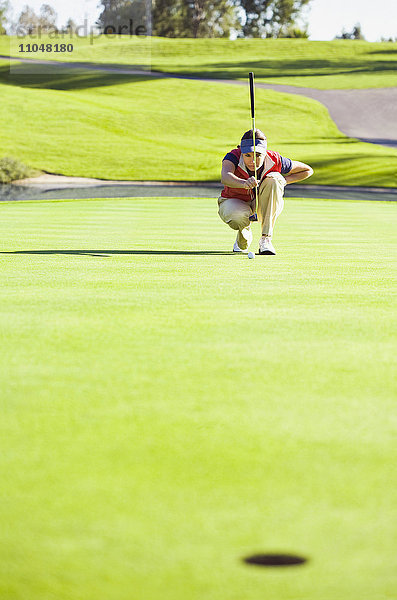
[0,196,396,599]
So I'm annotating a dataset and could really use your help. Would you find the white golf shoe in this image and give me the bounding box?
[233,240,248,253]
[233,226,253,253]
[258,236,276,255]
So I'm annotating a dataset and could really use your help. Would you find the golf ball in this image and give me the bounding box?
[248,252,255,259]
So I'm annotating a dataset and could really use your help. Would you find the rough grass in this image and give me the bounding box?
[1,36,397,88]
[0,196,396,600]
[0,72,396,186]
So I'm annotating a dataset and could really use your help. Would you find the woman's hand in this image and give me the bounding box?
[244,176,258,190]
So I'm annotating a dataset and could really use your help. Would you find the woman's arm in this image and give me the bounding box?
[221,159,257,189]
[284,160,313,185]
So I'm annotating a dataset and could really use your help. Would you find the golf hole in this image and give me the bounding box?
[243,553,308,567]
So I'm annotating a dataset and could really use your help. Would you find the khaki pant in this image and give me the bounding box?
[218,172,286,249]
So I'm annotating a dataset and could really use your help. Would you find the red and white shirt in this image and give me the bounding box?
[221,147,292,202]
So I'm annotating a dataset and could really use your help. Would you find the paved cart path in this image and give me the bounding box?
[2,55,397,148]
[1,176,396,202]
[203,79,397,149]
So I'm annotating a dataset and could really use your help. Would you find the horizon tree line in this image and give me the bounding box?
[0,0,312,38]
[1,0,389,40]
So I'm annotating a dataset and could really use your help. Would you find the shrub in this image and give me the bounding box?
[0,156,39,183]
[280,26,309,38]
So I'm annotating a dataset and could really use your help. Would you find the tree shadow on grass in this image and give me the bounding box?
[169,58,397,81]
[2,56,396,91]
[1,58,396,93]
[0,63,159,90]
[367,49,397,55]
[1,250,233,257]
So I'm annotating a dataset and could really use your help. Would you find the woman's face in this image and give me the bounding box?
[242,152,266,171]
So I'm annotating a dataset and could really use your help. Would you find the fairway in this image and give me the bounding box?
[2,37,397,188]
[2,37,397,88]
[1,196,396,599]
[1,72,397,186]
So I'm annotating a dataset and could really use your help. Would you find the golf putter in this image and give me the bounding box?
[249,72,258,222]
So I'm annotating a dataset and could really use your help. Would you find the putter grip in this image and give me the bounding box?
[249,72,255,118]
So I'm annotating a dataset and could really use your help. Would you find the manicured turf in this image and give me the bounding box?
[2,36,397,88]
[1,71,397,186]
[1,196,396,600]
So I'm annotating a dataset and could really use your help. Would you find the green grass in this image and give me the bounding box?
[1,36,397,88]
[0,196,396,600]
[0,72,396,186]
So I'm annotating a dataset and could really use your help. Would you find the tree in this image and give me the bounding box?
[97,0,150,35]
[15,3,58,35]
[335,22,365,40]
[16,5,39,35]
[0,0,9,34]
[98,0,236,38]
[38,3,58,32]
[152,0,237,37]
[64,18,78,34]
[185,0,237,37]
[99,0,310,38]
[239,0,311,38]
[152,0,183,37]
[351,23,364,39]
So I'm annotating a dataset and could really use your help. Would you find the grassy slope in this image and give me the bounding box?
[0,197,396,600]
[0,72,396,186]
[1,36,397,89]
